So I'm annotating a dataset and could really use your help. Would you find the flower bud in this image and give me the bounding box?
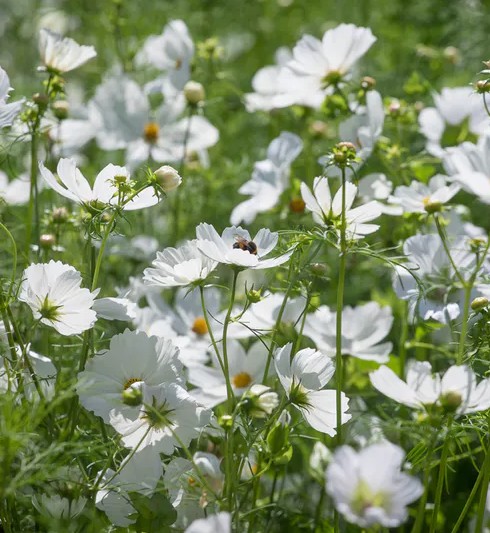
[33,93,49,107]
[247,289,262,304]
[52,100,69,120]
[309,120,328,137]
[310,263,328,277]
[218,415,233,429]
[361,76,376,90]
[39,234,56,248]
[154,165,182,192]
[267,420,290,455]
[332,141,357,166]
[471,297,489,312]
[388,100,401,115]
[244,384,279,419]
[289,198,305,213]
[475,80,490,94]
[51,206,69,223]
[443,46,460,64]
[184,81,205,105]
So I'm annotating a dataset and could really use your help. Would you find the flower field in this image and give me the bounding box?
[1,0,490,531]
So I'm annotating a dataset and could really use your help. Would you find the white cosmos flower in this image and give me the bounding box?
[40,158,158,210]
[0,171,32,206]
[236,291,305,338]
[244,47,297,112]
[185,513,231,533]
[230,132,303,225]
[443,131,490,204]
[358,173,402,215]
[0,67,24,128]
[77,329,183,423]
[274,343,351,435]
[143,240,217,288]
[419,87,489,157]
[279,24,376,109]
[19,261,98,336]
[93,297,137,321]
[389,174,460,214]
[196,223,293,269]
[393,234,476,323]
[39,28,96,73]
[138,287,222,367]
[188,340,270,408]
[301,177,382,239]
[109,383,211,453]
[304,302,393,363]
[326,442,423,528]
[96,447,163,527]
[56,75,218,170]
[370,361,490,415]
[136,20,194,93]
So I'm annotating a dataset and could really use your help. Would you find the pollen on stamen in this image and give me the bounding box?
[144,122,160,144]
[123,377,142,390]
[232,372,252,388]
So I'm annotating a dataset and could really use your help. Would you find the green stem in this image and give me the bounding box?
[412,431,437,533]
[223,269,239,511]
[199,285,227,378]
[399,300,408,378]
[25,129,39,262]
[335,166,348,446]
[458,284,472,364]
[450,443,488,533]
[475,420,490,533]
[429,421,453,533]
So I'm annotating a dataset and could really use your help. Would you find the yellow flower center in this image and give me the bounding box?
[192,317,208,335]
[143,122,160,144]
[232,372,252,388]
[123,377,142,390]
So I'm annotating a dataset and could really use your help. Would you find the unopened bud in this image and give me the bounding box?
[247,289,262,304]
[52,100,69,120]
[388,100,401,115]
[309,120,328,137]
[289,198,305,213]
[361,76,376,90]
[333,141,357,166]
[476,80,490,94]
[154,165,182,192]
[52,206,69,223]
[184,81,205,105]
[310,263,328,277]
[33,93,49,107]
[443,46,460,64]
[471,297,489,312]
[39,234,56,248]
[218,415,233,429]
[244,385,279,419]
